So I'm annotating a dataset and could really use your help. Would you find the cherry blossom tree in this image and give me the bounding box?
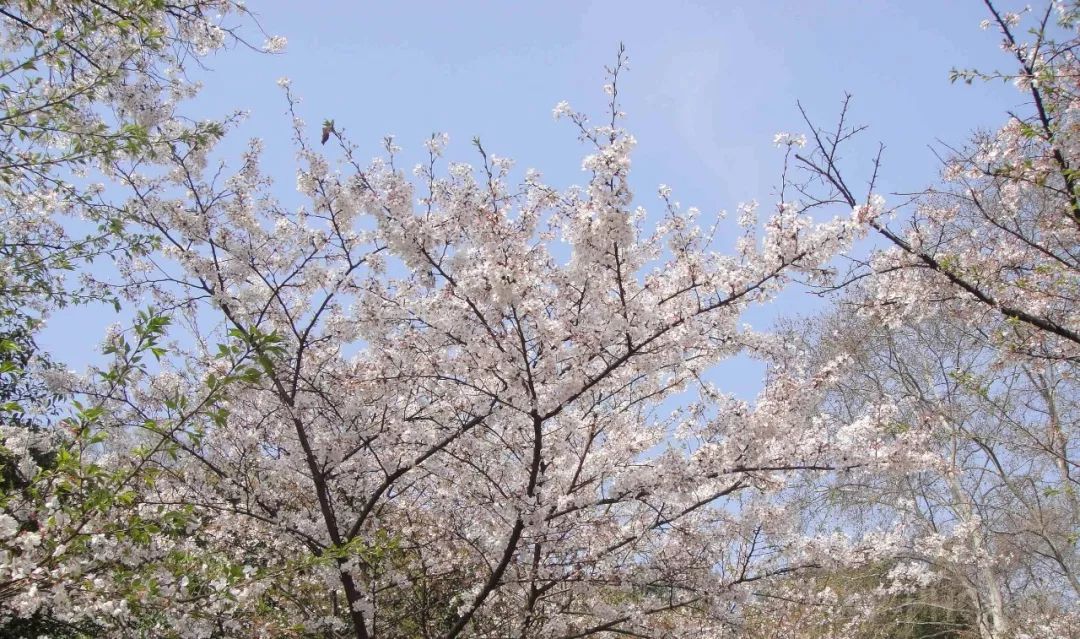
[766,303,1079,639]
[792,1,1079,366]
[0,1,275,635]
[43,43,930,636]
[755,3,1080,638]
[0,0,271,319]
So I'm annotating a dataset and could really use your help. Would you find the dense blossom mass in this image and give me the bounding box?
[0,2,1077,638]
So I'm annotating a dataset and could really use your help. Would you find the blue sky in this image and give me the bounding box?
[45,1,1029,397]
[207,0,1020,200]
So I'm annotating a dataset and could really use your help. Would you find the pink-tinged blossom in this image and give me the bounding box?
[34,54,891,636]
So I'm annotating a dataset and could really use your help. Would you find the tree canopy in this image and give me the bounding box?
[0,2,1077,638]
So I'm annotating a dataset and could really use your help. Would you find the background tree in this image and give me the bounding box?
[761,3,1080,638]
[0,1,273,634]
[769,301,1078,639]
[792,0,1079,364]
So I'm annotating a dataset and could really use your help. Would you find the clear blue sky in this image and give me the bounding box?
[45,0,1028,398]
[204,0,1020,201]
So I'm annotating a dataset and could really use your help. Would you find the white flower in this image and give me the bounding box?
[852,193,886,224]
[552,100,572,120]
[40,368,77,393]
[773,132,807,148]
[424,132,450,157]
[263,35,288,53]
[0,514,18,539]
